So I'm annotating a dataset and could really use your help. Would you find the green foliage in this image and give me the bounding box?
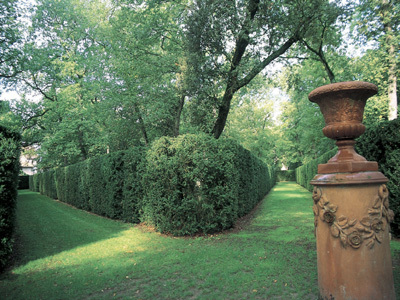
[142,134,239,235]
[2,0,350,167]
[356,119,400,236]
[276,170,296,182]
[232,140,276,218]
[29,173,40,192]
[142,134,275,235]
[224,77,279,164]
[276,60,339,170]
[351,0,399,121]
[99,151,125,219]
[0,0,23,79]
[351,50,391,125]
[64,163,83,209]
[295,149,337,192]
[0,125,20,271]
[183,0,345,138]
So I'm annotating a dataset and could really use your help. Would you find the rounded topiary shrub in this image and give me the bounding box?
[142,134,239,236]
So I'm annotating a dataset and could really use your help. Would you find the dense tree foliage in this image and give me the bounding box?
[0,0,397,170]
[352,0,400,121]
[0,0,23,80]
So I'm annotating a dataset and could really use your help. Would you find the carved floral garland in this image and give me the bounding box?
[312,184,394,249]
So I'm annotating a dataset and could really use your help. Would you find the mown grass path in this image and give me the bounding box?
[1,182,400,299]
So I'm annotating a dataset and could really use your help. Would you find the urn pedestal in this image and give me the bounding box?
[309,81,395,300]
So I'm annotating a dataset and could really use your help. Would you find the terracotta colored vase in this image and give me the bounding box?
[309,81,385,181]
[308,81,377,141]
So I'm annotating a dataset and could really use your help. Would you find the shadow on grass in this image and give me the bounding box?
[2,183,399,299]
[10,190,129,268]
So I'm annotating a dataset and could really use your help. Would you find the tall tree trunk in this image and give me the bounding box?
[383,0,397,120]
[134,104,149,146]
[211,0,260,139]
[212,36,298,139]
[387,40,397,120]
[77,126,88,160]
[173,95,185,137]
[211,0,302,139]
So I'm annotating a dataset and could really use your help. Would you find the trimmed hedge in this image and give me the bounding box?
[232,139,275,218]
[295,149,336,191]
[356,119,400,236]
[142,134,275,235]
[30,134,276,236]
[29,173,40,192]
[141,135,238,235]
[0,126,20,271]
[31,148,145,223]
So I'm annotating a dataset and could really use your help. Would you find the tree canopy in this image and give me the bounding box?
[0,0,398,169]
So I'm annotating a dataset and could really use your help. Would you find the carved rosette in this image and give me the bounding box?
[312,185,394,249]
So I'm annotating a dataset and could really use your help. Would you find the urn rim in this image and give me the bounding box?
[308,81,378,103]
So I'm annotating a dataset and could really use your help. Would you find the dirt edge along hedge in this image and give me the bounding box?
[0,126,21,272]
[30,134,276,236]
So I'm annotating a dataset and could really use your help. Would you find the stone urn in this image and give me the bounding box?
[308,81,395,300]
[309,81,386,183]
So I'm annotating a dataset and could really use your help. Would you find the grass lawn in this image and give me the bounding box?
[1,182,400,299]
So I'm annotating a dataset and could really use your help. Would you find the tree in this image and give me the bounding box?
[352,0,400,120]
[0,96,45,146]
[295,2,351,84]
[225,76,278,164]
[183,0,345,138]
[11,0,112,167]
[0,0,22,80]
[275,59,338,168]
[105,0,187,144]
[11,0,190,167]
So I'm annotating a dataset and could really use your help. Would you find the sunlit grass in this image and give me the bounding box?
[1,183,400,299]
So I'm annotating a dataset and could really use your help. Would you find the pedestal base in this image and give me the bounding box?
[313,183,395,300]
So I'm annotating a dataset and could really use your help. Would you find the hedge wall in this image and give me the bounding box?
[356,119,400,236]
[0,126,20,271]
[30,134,276,236]
[142,134,276,235]
[31,148,145,223]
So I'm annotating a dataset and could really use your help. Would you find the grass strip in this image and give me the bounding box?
[1,182,400,299]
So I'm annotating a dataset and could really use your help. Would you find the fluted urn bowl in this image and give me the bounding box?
[308,81,377,140]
